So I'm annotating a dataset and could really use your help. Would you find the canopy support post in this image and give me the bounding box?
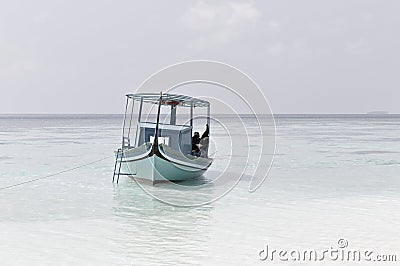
[190,102,193,127]
[126,98,135,147]
[134,97,144,147]
[152,92,163,156]
[137,97,143,123]
[170,105,177,125]
[207,104,210,135]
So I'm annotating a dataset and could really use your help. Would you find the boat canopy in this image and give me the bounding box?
[120,92,210,153]
[126,93,210,107]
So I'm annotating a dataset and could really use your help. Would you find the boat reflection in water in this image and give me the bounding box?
[111,180,215,264]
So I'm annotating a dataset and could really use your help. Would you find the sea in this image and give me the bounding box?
[0,114,399,265]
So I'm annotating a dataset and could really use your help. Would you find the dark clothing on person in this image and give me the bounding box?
[192,132,200,152]
[201,124,209,139]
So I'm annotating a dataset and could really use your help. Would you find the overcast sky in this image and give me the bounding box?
[1,0,399,114]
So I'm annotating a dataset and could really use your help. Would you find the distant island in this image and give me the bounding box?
[367,111,389,115]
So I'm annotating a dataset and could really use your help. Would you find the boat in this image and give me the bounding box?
[112,92,213,184]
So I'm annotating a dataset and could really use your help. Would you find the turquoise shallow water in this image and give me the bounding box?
[0,115,399,265]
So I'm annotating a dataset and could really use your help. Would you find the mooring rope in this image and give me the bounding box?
[0,155,114,191]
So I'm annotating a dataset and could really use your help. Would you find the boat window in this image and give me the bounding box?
[150,136,170,145]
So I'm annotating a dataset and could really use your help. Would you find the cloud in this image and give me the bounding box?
[181,1,262,46]
[346,40,372,55]
[268,20,280,30]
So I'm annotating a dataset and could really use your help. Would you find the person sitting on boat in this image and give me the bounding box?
[201,124,209,139]
[199,124,209,157]
[192,124,209,156]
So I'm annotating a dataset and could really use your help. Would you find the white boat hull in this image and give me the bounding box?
[117,143,212,184]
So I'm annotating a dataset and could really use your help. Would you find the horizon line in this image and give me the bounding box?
[0,113,399,116]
